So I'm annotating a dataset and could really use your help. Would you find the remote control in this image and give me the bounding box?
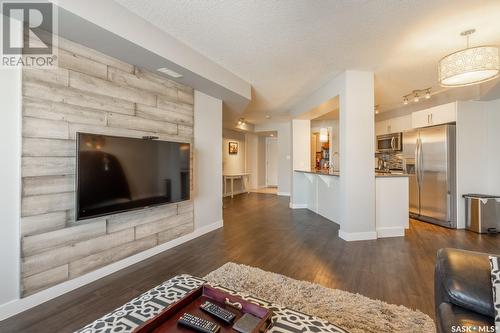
[177,313,220,333]
[200,301,236,323]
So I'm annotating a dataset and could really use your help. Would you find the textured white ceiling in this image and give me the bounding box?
[115,0,500,123]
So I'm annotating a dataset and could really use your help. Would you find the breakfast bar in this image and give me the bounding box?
[293,170,409,238]
[292,170,341,223]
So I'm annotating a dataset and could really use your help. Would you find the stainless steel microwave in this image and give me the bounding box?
[377,132,402,153]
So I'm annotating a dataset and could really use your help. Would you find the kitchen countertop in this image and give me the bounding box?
[375,172,409,178]
[295,170,409,178]
[294,169,340,177]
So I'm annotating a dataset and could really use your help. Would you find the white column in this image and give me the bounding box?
[338,71,376,240]
[0,66,22,305]
[291,119,311,207]
[193,91,223,229]
[292,119,311,171]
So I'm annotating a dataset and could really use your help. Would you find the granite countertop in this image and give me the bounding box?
[294,169,340,177]
[295,170,408,178]
[375,172,409,178]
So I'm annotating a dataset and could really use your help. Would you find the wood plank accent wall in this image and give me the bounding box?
[20,36,195,297]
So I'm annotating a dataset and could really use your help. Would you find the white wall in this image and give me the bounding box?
[222,129,246,175]
[455,99,500,228]
[456,101,488,228]
[254,122,292,195]
[245,133,259,189]
[291,120,312,205]
[485,99,500,195]
[292,120,311,171]
[277,123,292,195]
[0,67,22,306]
[222,129,247,195]
[194,91,223,228]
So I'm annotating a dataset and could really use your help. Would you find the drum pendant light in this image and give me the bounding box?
[439,29,499,87]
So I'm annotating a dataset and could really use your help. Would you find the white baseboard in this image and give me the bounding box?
[377,227,405,238]
[339,230,377,241]
[0,220,223,321]
[289,202,308,209]
[277,192,290,196]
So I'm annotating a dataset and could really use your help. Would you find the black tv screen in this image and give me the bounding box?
[76,133,190,220]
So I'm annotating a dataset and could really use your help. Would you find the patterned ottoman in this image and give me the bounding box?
[76,275,349,333]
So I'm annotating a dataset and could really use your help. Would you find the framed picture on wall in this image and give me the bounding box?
[228,141,238,154]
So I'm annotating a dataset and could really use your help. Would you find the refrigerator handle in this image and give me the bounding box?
[415,137,420,185]
[446,193,451,221]
[418,138,424,186]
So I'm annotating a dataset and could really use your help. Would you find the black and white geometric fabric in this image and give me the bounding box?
[76,275,205,333]
[489,256,500,331]
[75,274,349,333]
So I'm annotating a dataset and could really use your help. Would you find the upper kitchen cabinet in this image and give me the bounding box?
[375,114,412,135]
[411,102,457,128]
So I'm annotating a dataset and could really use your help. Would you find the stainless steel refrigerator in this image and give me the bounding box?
[402,124,456,228]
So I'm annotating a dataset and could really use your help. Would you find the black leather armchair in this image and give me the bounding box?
[435,248,495,333]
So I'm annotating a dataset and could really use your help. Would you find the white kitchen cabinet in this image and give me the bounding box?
[375,114,412,136]
[412,102,457,128]
[391,115,412,133]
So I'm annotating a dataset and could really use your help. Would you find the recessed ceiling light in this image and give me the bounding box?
[265,114,271,119]
[270,134,274,137]
[157,67,183,78]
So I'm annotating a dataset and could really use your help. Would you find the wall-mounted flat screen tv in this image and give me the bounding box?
[76,133,190,220]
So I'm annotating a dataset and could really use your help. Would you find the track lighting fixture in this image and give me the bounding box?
[402,87,431,105]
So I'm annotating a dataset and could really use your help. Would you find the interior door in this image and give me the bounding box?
[266,137,278,186]
[419,125,450,224]
[402,130,419,216]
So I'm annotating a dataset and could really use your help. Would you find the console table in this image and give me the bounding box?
[75,274,349,333]
[223,173,250,198]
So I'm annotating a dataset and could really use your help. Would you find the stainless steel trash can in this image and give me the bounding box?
[463,194,500,233]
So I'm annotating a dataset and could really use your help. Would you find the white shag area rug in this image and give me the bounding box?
[204,262,435,333]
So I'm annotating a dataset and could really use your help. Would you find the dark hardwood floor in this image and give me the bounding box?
[1,193,499,332]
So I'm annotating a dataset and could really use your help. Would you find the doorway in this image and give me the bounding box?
[266,137,278,187]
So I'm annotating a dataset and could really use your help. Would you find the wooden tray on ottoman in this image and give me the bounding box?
[133,284,273,333]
